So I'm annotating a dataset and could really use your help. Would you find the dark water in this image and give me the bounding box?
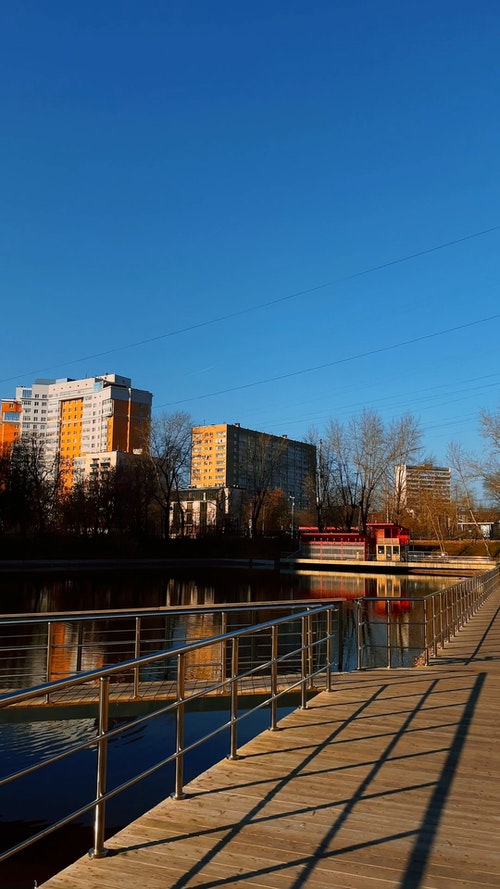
[0,568,457,888]
[0,565,450,613]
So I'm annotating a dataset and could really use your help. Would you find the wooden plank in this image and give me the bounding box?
[40,584,500,888]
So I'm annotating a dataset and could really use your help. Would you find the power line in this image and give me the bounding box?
[1,223,499,386]
[157,312,500,408]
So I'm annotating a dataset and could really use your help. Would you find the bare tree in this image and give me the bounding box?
[62,467,118,538]
[7,434,66,535]
[448,440,491,555]
[323,410,422,533]
[240,432,287,537]
[146,412,193,539]
[409,484,454,548]
[0,446,11,532]
[479,408,500,507]
[304,429,335,530]
[324,419,362,529]
[113,456,157,536]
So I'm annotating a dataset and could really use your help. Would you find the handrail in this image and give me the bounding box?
[355,567,499,669]
[0,601,341,864]
[0,599,330,624]
[0,599,338,693]
[407,551,495,563]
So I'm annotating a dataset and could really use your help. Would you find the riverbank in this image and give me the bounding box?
[0,556,280,574]
[0,533,287,563]
[0,535,498,574]
[1,533,499,558]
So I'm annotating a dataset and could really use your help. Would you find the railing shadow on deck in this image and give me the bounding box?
[108,671,486,889]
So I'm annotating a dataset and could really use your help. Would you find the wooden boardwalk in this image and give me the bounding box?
[41,588,500,889]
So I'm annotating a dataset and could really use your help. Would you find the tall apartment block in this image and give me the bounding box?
[190,423,316,508]
[395,463,452,509]
[11,373,152,484]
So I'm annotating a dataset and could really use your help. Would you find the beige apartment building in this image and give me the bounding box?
[395,463,452,509]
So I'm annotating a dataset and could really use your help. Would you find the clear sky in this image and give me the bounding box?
[1,1,499,466]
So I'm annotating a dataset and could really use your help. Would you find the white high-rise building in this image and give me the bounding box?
[15,374,152,484]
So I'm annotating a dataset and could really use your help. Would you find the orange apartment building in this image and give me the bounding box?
[0,399,22,453]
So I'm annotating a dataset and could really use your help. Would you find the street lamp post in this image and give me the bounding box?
[289,495,295,539]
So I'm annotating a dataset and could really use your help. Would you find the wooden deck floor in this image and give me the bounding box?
[41,589,500,889]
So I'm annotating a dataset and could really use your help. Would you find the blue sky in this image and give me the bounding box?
[1,1,499,466]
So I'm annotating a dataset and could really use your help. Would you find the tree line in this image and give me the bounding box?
[0,407,499,544]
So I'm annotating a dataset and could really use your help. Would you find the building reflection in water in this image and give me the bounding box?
[0,570,457,689]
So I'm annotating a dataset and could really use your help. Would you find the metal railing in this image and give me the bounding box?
[407,550,495,564]
[355,567,499,668]
[0,600,332,693]
[0,601,342,865]
[1,567,497,870]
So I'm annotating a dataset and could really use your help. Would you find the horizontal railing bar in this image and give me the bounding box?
[0,599,341,626]
[0,604,336,709]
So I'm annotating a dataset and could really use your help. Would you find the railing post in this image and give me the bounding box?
[89,675,110,859]
[45,622,55,703]
[270,625,279,730]
[220,611,228,693]
[386,601,391,668]
[336,604,344,674]
[173,652,186,800]
[432,594,438,657]
[356,600,363,670]
[133,617,141,699]
[423,598,429,665]
[307,613,314,690]
[301,616,308,709]
[325,608,333,692]
[75,621,84,673]
[439,590,444,649]
[228,636,240,758]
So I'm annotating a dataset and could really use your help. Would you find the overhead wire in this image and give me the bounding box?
[1,222,499,386]
[157,311,500,407]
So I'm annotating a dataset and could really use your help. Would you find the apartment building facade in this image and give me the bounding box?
[11,373,152,485]
[395,463,452,509]
[190,423,316,508]
[0,399,21,452]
